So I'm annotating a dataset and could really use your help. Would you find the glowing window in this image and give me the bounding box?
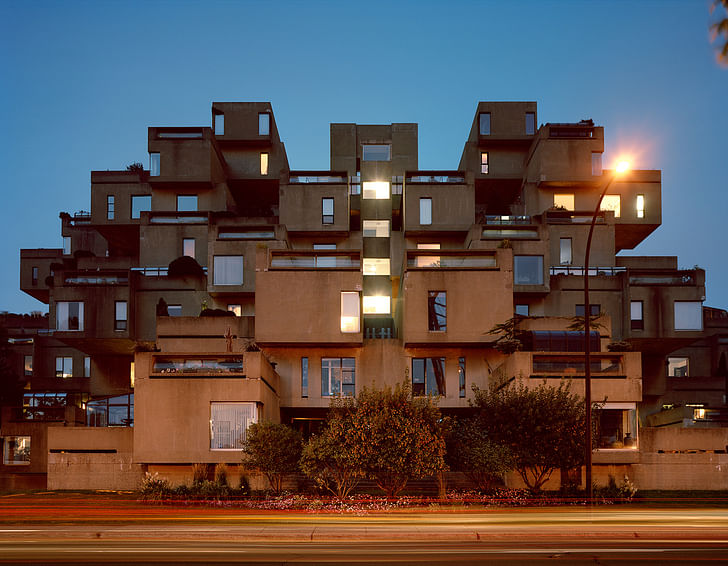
[363,296,390,314]
[668,357,689,377]
[183,238,195,258]
[363,258,390,276]
[3,436,30,465]
[227,304,242,317]
[362,181,390,199]
[260,153,269,176]
[340,291,360,333]
[554,194,574,210]
[210,402,257,450]
[481,152,489,174]
[636,194,645,218]
[24,355,32,376]
[416,243,440,268]
[362,220,389,238]
[601,195,621,218]
[420,197,432,225]
[55,356,73,378]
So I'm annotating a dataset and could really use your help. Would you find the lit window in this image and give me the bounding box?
[55,356,73,378]
[84,356,91,378]
[420,197,432,225]
[525,112,535,135]
[63,237,71,255]
[258,113,270,136]
[260,152,269,176]
[183,238,195,258]
[322,357,356,396]
[630,301,644,330]
[597,403,637,449]
[428,291,446,331]
[362,181,390,199]
[515,304,529,317]
[458,357,466,398]
[514,256,544,285]
[362,145,391,161]
[210,402,257,450]
[227,304,242,317]
[115,301,127,331]
[301,357,308,398]
[592,152,602,176]
[130,362,134,387]
[131,195,151,219]
[674,301,702,331]
[481,152,489,174]
[601,195,621,218]
[31,267,38,286]
[322,197,334,224]
[214,256,244,286]
[363,295,390,314]
[150,153,160,176]
[417,243,440,268]
[363,258,390,276]
[362,220,389,237]
[86,394,134,427]
[668,357,689,377]
[559,237,572,265]
[176,195,198,212]
[576,304,601,317]
[107,195,115,220]
[56,301,84,331]
[214,113,224,136]
[3,436,30,465]
[636,194,645,218]
[340,291,360,333]
[167,305,182,317]
[554,194,575,210]
[24,355,32,376]
[479,112,491,135]
[412,357,445,396]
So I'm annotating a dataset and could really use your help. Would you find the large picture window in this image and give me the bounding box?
[412,357,446,396]
[55,356,73,378]
[362,145,391,161]
[56,301,84,331]
[674,301,702,331]
[87,394,134,427]
[2,436,30,465]
[428,291,446,331]
[514,256,544,285]
[321,357,356,397]
[210,402,257,450]
[340,291,360,333]
[131,195,151,219]
[214,256,244,286]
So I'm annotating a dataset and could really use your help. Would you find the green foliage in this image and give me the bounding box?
[140,472,171,500]
[192,463,208,485]
[242,422,302,495]
[487,316,525,354]
[447,419,515,492]
[126,162,144,172]
[471,379,590,493]
[567,312,606,332]
[597,474,638,502]
[214,463,229,487]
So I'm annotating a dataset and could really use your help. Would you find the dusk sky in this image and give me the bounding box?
[1,0,726,314]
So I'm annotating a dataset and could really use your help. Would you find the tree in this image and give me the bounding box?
[242,422,302,495]
[126,162,144,172]
[471,379,589,493]
[711,0,728,66]
[487,315,526,354]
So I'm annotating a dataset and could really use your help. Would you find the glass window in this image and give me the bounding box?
[32,266,38,286]
[636,194,645,218]
[107,195,115,220]
[363,295,390,314]
[525,112,535,135]
[321,357,356,396]
[56,301,84,331]
[115,301,127,331]
[210,402,257,450]
[553,194,574,210]
[416,243,440,268]
[84,356,91,378]
[458,357,466,398]
[428,291,447,331]
[576,304,601,317]
[601,195,621,218]
[150,152,160,176]
[183,238,195,258]
[362,145,391,161]
[674,301,702,331]
[514,256,543,285]
[480,152,489,174]
[167,304,182,317]
[131,195,151,219]
[214,256,244,286]
[63,236,71,255]
[362,220,389,238]
[630,300,644,330]
[592,152,602,176]
[515,304,529,317]
[668,357,689,377]
[260,152,269,176]
[258,113,270,135]
[176,195,198,212]
[340,291,360,333]
[363,258,390,276]
[412,357,446,396]
[227,304,242,317]
[597,403,637,449]
[362,181,390,199]
[559,237,572,265]
[86,394,134,427]
[314,244,337,268]
[55,356,73,378]
[214,113,224,136]
[24,355,32,376]
[301,357,308,398]
[420,197,432,225]
[322,197,334,224]
[3,436,30,465]
[479,112,491,135]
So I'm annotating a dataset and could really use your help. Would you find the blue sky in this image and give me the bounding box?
[1,0,726,313]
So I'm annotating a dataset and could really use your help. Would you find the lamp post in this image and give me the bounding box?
[584,162,629,502]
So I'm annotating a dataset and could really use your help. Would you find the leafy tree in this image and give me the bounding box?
[126,162,144,172]
[447,418,515,492]
[471,379,590,493]
[242,422,302,494]
[711,0,728,66]
[487,315,526,354]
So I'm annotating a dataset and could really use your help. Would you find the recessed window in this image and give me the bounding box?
[183,238,195,258]
[674,301,702,331]
[167,304,182,317]
[636,194,645,218]
[481,152,489,174]
[210,402,257,450]
[322,197,334,224]
[363,258,390,276]
[3,436,30,465]
[24,355,33,376]
[227,304,242,317]
[420,197,432,225]
[362,145,391,161]
[514,256,544,285]
[31,267,38,286]
[260,152,269,176]
[214,112,224,136]
[131,195,151,219]
[559,237,572,265]
[554,194,575,210]
[150,153,160,176]
[363,295,390,314]
[525,112,535,135]
[84,356,91,378]
[428,291,447,331]
[362,220,389,237]
[515,304,529,317]
[107,195,115,220]
[416,243,440,268]
[458,357,466,398]
[258,113,270,136]
[412,357,445,396]
[115,301,127,331]
[63,236,71,255]
[630,301,644,330]
[322,357,356,396]
[56,301,84,331]
[576,304,601,317]
[340,291,360,333]
[214,256,244,286]
[601,195,621,218]
[597,403,638,449]
[301,357,308,398]
[667,357,689,377]
[362,181,390,199]
[55,356,73,378]
[592,152,602,176]
[479,112,491,135]
[176,195,198,212]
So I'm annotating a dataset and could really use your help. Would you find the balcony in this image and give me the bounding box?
[149,212,208,224]
[269,250,360,270]
[550,266,626,277]
[405,171,465,184]
[151,356,245,378]
[405,250,497,270]
[544,210,606,224]
[484,215,532,225]
[63,271,129,286]
[289,171,347,184]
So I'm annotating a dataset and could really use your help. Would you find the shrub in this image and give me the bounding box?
[214,463,229,487]
[168,256,205,278]
[242,422,303,495]
[192,463,209,485]
[140,471,171,500]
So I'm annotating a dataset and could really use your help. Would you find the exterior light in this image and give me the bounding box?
[363,296,391,314]
[362,181,390,199]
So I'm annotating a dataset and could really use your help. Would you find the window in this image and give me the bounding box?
[84,356,91,378]
[63,236,71,255]
[214,256,244,286]
[553,194,574,210]
[214,112,224,136]
[56,301,84,331]
[31,267,38,286]
[412,357,445,396]
[559,237,572,265]
[86,394,134,427]
[362,144,391,161]
[363,295,390,314]
[636,194,645,218]
[668,357,689,377]
[514,256,543,285]
[55,357,73,378]
[301,357,309,398]
[515,304,530,317]
[340,291,360,333]
[314,244,337,268]
[597,403,637,449]
[150,152,160,176]
[227,304,242,316]
[674,301,702,331]
[592,152,602,176]
[428,291,447,331]
[525,112,535,135]
[362,181,389,199]
[458,357,466,398]
[416,243,440,268]
[480,152,489,174]
[167,304,182,317]
[630,301,644,330]
[210,402,257,450]
[420,197,432,225]
[131,195,151,219]
[3,436,30,465]
[362,220,389,237]
[24,355,32,376]
[576,304,601,317]
[322,197,334,224]
[176,195,198,212]
[362,258,390,276]
[130,362,135,388]
[260,152,269,176]
[183,238,195,258]
[321,357,356,396]
[258,113,270,135]
[600,195,621,218]
[115,301,127,331]
[479,112,491,135]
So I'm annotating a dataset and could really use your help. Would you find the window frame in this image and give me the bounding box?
[600,194,621,218]
[513,255,544,285]
[480,152,489,174]
[56,301,84,331]
[591,152,603,176]
[107,195,115,220]
[260,152,269,176]
[479,112,491,135]
[114,301,128,331]
[419,197,432,226]
[321,357,356,397]
[213,255,244,286]
[674,301,703,331]
[55,356,73,378]
[176,195,198,212]
[131,195,151,219]
[301,357,309,398]
[214,112,224,136]
[340,291,360,333]
[667,356,690,377]
[575,304,601,318]
[630,300,644,330]
[427,290,447,332]
[412,357,446,397]
[24,355,33,376]
[210,402,257,451]
[458,357,466,398]
[559,237,572,265]
[150,152,160,176]
[183,238,195,259]
[361,144,391,162]
[322,197,334,225]
[525,112,536,135]
[84,356,91,378]
[258,113,270,136]
[362,220,390,238]
[2,436,31,465]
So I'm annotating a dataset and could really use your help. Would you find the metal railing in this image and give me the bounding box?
[550,266,627,277]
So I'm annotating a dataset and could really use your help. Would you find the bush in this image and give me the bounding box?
[214,463,229,487]
[597,474,638,502]
[168,256,205,278]
[192,463,209,485]
[140,472,171,500]
[242,422,303,495]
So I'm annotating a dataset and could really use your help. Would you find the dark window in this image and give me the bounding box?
[428,291,446,331]
[514,256,544,285]
[301,357,308,398]
[412,357,446,396]
[667,357,689,377]
[321,357,355,396]
[479,113,491,135]
[630,300,644,330]
[576,304,601,317]
[525,112,535,135]
[31,266,38,286]
[458,357,466,398]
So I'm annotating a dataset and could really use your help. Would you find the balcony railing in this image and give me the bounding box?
[405,171,465,184]
[628,271,696,286]
[270,251,361,270]
[406,250,497,269]
[64,272,129,285]
[149,212,207,224]
[289,171,347,184]
[131,266,208,277]
[484,215,532,225]
[545,210,606,224]
[550,266,627,277]
[153,358,244,375]
[532,354,624,377]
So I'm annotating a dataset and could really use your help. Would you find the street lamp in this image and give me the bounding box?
[584,161,629,502]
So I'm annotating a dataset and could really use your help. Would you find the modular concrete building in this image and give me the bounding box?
[2,101,727,491]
